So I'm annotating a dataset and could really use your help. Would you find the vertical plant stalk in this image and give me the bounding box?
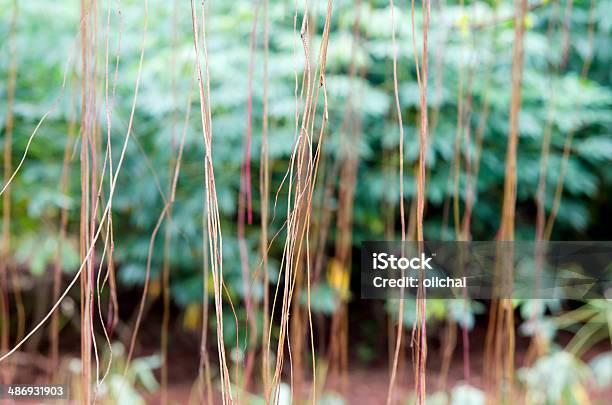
[501,0,527,241]
[386,0,406,403]
[94,1,123,388]
[260,0,271,396]
[87,2,117,391]
[85,0,109,396]
[455,2,496,382]
[327,0,364,396]
[106,0,149,398]
[412,0,430,402]
[528,4,561,366]
[50,78,78,374]
[88,0,103,392]
[159,127,173,402]
[460,0,499,239]
[459,40,480,241]
[423,0,447,229]
[0,0,18,385]
[190,1,233,402]
[198,210,214,405]
[161,2,180,402]
[301,0,334,396]
[238,0,262,392]
[78,0,116,395]
[427,0,447,139]
[534,0,561,242]
[438,318,457,391]
[487,0,527,401]
[83,0,114,394]
[452,0,466,239]
[289,8,316,398]
[312,156,337,284]
[544,0,596,241]
[292,20,307,395]
[106,0,121,336]
[79,0,93,401]
[268,3,308,397]
[268,1,333,402]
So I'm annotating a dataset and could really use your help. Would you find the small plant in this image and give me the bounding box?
[67,343,160,404]
[519,351,592,405]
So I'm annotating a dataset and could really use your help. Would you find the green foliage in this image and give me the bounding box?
[450,384,485,405]
[67,343,160,404]
[589,351,612,388]
[519,351,593,405]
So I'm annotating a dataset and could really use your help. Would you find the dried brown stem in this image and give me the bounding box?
[386,0,406,402]
[0,0,19,385]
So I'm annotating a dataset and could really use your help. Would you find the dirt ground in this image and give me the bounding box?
[4,294,610,404]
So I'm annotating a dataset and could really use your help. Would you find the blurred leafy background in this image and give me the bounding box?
[2,0,610,302]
